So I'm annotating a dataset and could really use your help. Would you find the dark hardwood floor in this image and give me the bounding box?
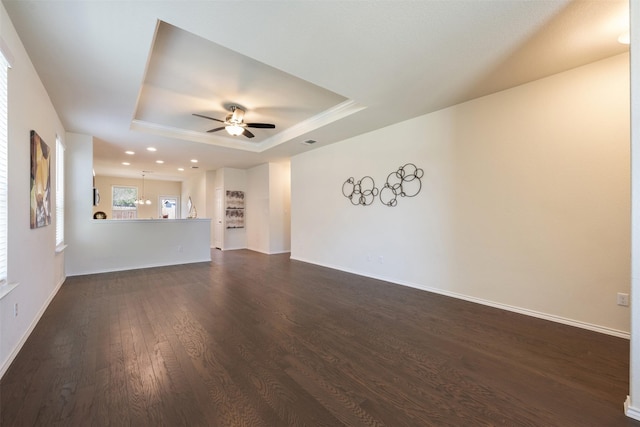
[1,249,638,426]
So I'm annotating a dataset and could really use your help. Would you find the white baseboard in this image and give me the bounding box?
[625,396,640,420]
[0,275,66,379]
[289,256,630,339]
[247,246,291,255]
[66,257,212,277]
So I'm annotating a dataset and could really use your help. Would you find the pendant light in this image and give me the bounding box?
[134,173,151,205]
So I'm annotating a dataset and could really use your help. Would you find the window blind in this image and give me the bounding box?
[0,53,8,283]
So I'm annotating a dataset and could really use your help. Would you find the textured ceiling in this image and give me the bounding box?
[1,0,630,181]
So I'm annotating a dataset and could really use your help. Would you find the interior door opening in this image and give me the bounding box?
[160,196,180,219]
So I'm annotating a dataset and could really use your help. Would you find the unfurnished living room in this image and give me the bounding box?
[1,1,640,426]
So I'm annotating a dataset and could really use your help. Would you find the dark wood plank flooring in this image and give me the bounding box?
[1,249,638,426]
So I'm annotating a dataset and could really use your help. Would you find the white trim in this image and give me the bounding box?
[55,243,68,253]
[92,218,211,224]
[625,396,640,421]
[248,247,291,255]
[0,281,18,300]
[0,277,64,379]
[131,99,366,153]
[0,36,14,68]
[289,255,630,339]
[65,257,212,277]
[55,135,65,246]
[258,99,366,151]
[219,245,247,251]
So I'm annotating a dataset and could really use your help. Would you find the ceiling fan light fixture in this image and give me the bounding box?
[194,106,274,139]
[225,124,244,136]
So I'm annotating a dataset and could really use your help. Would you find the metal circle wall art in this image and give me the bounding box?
[342,163,424,207]
[379,163,424,207]
[342,176,379,206]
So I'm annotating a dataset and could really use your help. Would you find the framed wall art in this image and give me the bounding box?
[225,190,245,228]
[30,130,51,228]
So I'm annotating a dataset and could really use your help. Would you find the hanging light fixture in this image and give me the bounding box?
[134,173,151,205]
[225,106,245,136]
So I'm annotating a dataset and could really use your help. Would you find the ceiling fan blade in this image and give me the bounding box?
[243,129,255,138]
[193,113,225,123]
[246,123,276,129]
[206,127,226,133]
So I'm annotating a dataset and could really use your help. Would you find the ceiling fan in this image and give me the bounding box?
[193,105,275,138]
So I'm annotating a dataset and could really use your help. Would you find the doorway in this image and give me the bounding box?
[214,188,223,249]
[159,196,180,219]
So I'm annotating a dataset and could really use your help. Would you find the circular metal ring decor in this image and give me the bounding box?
[342,176,379,206]
[342,163,424,207]
[380,163,424,207]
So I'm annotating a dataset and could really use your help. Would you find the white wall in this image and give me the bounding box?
[269,161,291,254]
[1,2,67,376]
[65,134,211,276]
[206,169,217,246]
[247,163,270,252]
[246,162,291,254]
[66,218,212,276]
[292,53,630,335]
[181,171,207,219]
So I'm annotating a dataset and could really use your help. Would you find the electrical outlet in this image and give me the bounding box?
[13,303,18,317]
[617,293,630,307]
[378,255,384,264]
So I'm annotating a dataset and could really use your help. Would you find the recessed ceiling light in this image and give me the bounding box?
[122,162,130,166]
[190,159,198,163]
[156,160,164,164]
[177,167,184,171]
[125,150,135,155]
[147,147,157,152]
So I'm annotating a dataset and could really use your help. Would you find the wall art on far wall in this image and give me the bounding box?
[226,190,245,228]
[30,130,51,228]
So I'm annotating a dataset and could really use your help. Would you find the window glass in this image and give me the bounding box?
[112,186,137,219]
[160,196,179,219]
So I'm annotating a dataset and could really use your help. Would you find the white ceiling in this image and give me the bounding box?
[2,0,630,181]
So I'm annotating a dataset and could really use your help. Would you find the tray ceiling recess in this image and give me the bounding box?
[131,20,364,153]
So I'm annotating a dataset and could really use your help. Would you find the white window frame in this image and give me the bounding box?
[55,134,65,249]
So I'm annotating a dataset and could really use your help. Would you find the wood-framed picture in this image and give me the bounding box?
[30,130,51,228]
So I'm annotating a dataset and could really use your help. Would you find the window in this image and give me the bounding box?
[55,135,65,247]
[112,185,137,219]
[0,52,8,284]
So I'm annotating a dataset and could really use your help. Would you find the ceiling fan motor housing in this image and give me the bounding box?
[229,105,245,124]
